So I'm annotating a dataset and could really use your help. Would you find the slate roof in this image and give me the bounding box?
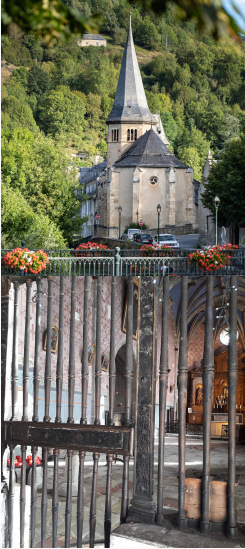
[81,34,106,41]
[79,161,107,185]
[115,129,189,169]
[107,18,153,124]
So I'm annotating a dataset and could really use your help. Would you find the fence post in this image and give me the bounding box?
[115,247,121,276]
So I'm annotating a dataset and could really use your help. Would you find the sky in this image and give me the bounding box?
[222,0,245,32]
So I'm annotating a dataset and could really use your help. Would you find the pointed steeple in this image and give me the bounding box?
[107,18,153,123]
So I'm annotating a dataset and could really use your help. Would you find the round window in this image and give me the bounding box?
[150,176,158,185]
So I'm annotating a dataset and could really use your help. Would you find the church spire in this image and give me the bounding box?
[107,18,153,123]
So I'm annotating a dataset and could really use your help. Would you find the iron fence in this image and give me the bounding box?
[2,248,245,277]
[165,422,204,437]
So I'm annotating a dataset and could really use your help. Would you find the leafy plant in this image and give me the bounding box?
[4,247,49,273]
[188,244,238,272]
[125,222,149,231]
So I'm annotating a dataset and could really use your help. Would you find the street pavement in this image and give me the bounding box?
[176,234,199,249]
[32,435,245,548]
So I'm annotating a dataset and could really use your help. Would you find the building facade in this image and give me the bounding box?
[77,34,106,47]
[80,19,198,239]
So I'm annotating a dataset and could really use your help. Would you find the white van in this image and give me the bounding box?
[122,228,141,241]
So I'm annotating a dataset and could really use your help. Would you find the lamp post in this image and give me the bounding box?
[118,206,122,239]
[214,196,220,245]
[157,204,161,244]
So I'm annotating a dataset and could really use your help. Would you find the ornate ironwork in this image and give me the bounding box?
[4,421,134,455]
[2,248,245,276]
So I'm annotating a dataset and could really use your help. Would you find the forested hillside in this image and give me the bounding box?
[2,0,245,247]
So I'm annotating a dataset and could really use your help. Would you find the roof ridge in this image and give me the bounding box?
[115,129,188,169]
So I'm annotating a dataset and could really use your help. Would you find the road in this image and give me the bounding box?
[177,233,199,249]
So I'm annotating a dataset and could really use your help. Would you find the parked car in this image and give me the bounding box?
[122,228,141,241]
[153,234,179,247]
[134,233,153,244]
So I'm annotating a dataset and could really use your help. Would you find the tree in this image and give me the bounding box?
[201,135,245,242]
[128,0,243,40]
[1,181,67,248]
[1,95,39,133]
[27,65,52,99]
[160,110,178,146]
[1,128,87,245]
[36,86,86,140]
[2,0,242,47]
[177,145,202,180]
[2,0,100,44]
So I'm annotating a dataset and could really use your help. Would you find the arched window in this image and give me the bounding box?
[127,129,138,142]
[112,129,119,142]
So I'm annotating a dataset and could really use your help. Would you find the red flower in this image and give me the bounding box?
[4,248,49,274]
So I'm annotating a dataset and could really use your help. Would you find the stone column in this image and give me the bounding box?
[128,277,157,524]
[167,168,176,226]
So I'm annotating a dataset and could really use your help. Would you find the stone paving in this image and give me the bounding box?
[30,435,245,547]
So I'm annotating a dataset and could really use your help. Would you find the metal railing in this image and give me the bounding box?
[165,422,204,436]
[2,248,245,277]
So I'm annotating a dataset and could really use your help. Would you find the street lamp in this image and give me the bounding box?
[118,206,122,239]
[214,196,220,245]
[157,204,161,243]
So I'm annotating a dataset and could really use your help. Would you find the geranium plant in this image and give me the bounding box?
[75,242,109,257]
[188,244,238,273]
[140,244,174,257]
[4,248,49,274]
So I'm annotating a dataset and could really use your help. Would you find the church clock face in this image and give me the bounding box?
[149,176,158,185]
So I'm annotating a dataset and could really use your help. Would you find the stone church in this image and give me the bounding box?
[80,18,198,239]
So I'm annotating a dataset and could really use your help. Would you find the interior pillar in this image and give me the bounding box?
[128,277,157,524]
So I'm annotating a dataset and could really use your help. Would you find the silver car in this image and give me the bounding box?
[123,228,141,241]
[153,234,179,247]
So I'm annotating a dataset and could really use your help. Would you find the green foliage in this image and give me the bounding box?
[36,86,86,142]
[1,128,86,246]
[2,0,100,45]
[24,34,43,61]
[201,135,245,228]
[1,34,33,66]
[128,0,243,39]
[160,111,178,147]
[1,181,67,249]
[1,95,39,133]
[27,65,52,99]
[125,222,149,231]
[177,146,202,180]
[11,67,29,88]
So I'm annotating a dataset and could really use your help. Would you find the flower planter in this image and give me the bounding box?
[3,248,49,274]
[188,244,238,273]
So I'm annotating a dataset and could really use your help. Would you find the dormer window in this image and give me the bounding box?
[127,129,138,142]
[112,129,119,142]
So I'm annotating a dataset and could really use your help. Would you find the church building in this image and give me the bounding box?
[80,18,198,239]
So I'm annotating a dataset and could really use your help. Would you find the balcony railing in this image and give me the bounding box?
[1,248,245,277]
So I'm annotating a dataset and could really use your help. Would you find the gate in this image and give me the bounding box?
[1,275,241,547]
[2,276,135,548]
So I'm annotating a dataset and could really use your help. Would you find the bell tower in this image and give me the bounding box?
[106,16,155,167]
